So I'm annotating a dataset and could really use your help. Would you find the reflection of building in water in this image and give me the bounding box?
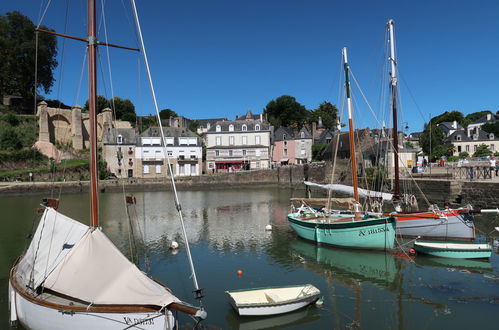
[99,190,275,251]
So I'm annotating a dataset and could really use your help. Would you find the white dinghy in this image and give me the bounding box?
[226,284,320,316]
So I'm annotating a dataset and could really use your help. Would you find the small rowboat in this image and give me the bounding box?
[414,240,492,259]
[225,284,321,316]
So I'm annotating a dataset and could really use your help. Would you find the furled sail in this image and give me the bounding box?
[304,181,393,201]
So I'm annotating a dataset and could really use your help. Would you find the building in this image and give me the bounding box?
[445,130,499,155]
[272,126,312,165]
[102,128,138,178]
[205,111,271,172]
[467,113,499,137]
[438,121,464,137]
[195,117,227,135]
[136,127,202,178]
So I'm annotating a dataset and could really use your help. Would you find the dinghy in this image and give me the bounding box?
[414,240,492,259]
[226,284,320,316]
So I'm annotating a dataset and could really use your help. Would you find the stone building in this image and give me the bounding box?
[36,101,131,154]
[102,128,138,178]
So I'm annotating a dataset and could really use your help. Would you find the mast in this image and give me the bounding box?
[342,47,359,202]
[388,19,400,201]
[88,0,99,227]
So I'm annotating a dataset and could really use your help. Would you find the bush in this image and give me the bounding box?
[458,151,469,159]
[0,127,22,150]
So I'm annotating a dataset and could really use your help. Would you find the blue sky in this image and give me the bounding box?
[2,0,499,132]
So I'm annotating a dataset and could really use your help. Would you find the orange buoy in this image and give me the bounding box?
[237,270,243,277]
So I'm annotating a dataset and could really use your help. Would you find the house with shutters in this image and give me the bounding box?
[272,126,313,165]
[205,111,272,172]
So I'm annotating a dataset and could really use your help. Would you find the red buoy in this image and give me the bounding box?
[237,270,243,277]
[408,248,416,254]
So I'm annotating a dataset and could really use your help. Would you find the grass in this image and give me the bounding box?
[0,158,89,181]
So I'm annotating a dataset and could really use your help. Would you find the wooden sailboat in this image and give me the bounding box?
[287,48,396,250]
[8,1,205,329]
[385,19,478,241]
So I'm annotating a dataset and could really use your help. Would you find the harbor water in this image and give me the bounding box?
[1,186,498,329]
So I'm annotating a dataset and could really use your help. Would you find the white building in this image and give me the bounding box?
[205,111,272,172]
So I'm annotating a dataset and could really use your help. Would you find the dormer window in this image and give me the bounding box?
[229,124,234,132]
[255,124,260,131]
[300,132,305,139]
[242,124,247,131]
[216,125,221,132]
[283,134,286,140]
[490,133,495,140]
[456,135,461,141]
[117,134,123,144]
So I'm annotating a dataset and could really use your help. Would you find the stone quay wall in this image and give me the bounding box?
[1,161,498,208]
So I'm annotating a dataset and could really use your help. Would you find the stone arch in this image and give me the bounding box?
[49,113,72,145]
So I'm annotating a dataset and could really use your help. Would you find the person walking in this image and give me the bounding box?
[490,156,496,177]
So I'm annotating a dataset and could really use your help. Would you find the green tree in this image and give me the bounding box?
[159,108,177,120]
[458,151,469,159]
[473,144,493,158]
[189,120,200,133]
[0,127,22,150]
[419,122,445,156]
[0,12,58,112]
[462,110,492,127]
[310,102,339,129]
[109,97,136,122]
[431,111,465,126]
[263,95,309,127]
[83,95,110,113]
[481,122,499,136]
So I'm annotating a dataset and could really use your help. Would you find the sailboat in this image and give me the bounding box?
[384,19,478,241]
[8,1,206,329]
[287,48,396,250]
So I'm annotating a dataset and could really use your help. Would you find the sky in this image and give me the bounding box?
[2,0,499,132]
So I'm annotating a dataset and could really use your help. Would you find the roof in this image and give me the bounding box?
[445,129,497,143]
[141,127,198,138]
[438,121,464,131]
[235,110,260,121]
[206,120,270,132]
[315,128,336,144]
[102,128,138,144]
[469,113,499,126]
[274,126,312,141]
[195,117,227,128]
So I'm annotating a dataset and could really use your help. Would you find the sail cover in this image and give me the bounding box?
[304,181,394,201]
[15,208,89,290]
[44,227,180,307]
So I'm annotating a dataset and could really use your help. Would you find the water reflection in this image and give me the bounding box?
[225,306,320,330]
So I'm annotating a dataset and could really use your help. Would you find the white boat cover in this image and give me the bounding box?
[17,207,179,308]
[44,226,180,307]
[304,181,393,201]
[15,208,89,290]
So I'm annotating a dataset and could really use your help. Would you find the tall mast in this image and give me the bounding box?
[342,47,359,202]
[88,0,99,227]
[388,19,400,201]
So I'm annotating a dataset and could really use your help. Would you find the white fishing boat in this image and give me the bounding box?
[225,285,321,316]
[8,1,206,329]
[413,240,492,259]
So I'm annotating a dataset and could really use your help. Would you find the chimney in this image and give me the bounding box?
[312,122,317,141]
[487,113,492,121]
[260,113,263,121]
[452,120,457,129]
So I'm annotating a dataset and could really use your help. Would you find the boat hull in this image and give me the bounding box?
[287,213,396,249]
[9,279,175,330]
[395,210,475,241]
[414,240,492,259]
[226,285,320,316]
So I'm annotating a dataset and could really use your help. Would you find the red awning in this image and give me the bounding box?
[215,160,244,164]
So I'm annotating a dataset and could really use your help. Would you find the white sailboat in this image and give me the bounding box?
[8,1,206,329]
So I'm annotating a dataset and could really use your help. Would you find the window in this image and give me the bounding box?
[300,132,305,139]
[456,135,461,141]
[165,137,174,145]
[167,151,173,157]
[256,149,261,157]
[117,134,123,144]
[242,150,247,156]
[229,150,233,156]
[229,124,234,132]
[466,145,469,152]
[474,145,477,152]
[216,125,221,132]
[155,150,161,159]
[242,124,247,131]
[284,141,287,146]
[229,136,235,145]
[216,136,221,146]
[242,136,247,145]
[255,124,260,131]
[179,164,185,175]
[283,134,286,140]
[143,165,150,174]
[458,146,461,152]
[156,165,161,174]
[215,150,220,156]
[255,136,261,145]
[284,149,288,156]
[491,144,495,151]
[301,149,306,156]
[256,162,260,168]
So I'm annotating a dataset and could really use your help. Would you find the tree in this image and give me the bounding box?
[458,151,469,159]
[419,122,445,156]
[83,95,110,113]
[431,111,465,126]
[462,110,492,127]
[263,95,309,127]
[159,108,177,120]
[0,12,58,112]
[473,144,492,158]
[109,96,136,123]
[310,102,339,129]
[188,120,200,133]
[0,127,22,150]
[481,122,499,136]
